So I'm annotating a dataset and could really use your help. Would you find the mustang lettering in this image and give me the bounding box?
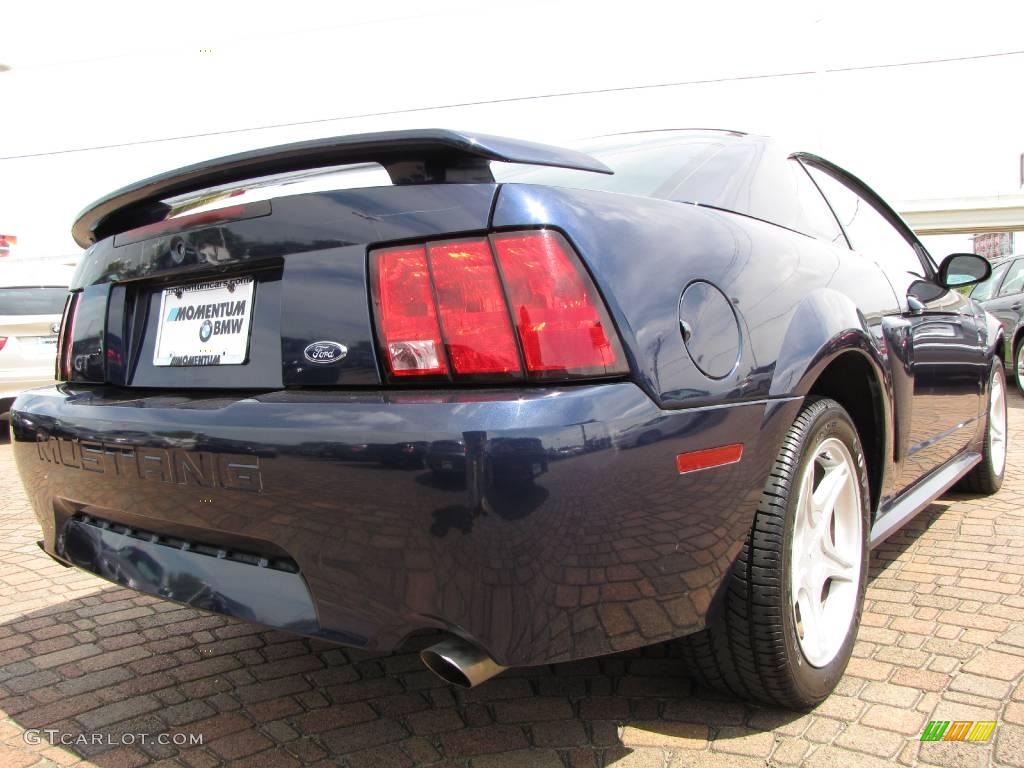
[36,435,262,492]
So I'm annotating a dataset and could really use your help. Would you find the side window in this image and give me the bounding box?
[787,160,847,247]
[971,260,1010,301]
[804,164,925,279]
[997,259,1024,297]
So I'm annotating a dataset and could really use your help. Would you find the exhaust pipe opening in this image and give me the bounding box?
[421,649,474,689]
[420,637,507,689]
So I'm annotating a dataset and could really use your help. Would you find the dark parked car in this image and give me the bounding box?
[971,254,1024,392]
[11,129,1006,709]
[425,439,467,475]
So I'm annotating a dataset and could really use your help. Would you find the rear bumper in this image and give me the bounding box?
[11,383,800,666]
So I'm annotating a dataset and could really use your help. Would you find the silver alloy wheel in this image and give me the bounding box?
[790,437,862,668]
[989,369,1007,478]
[1017,345,1024,395]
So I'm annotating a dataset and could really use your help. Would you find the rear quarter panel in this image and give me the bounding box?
[493,184,899,410]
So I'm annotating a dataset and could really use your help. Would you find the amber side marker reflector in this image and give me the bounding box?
[676,444,743,474]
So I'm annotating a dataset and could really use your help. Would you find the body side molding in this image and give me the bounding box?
[869,451,981,547]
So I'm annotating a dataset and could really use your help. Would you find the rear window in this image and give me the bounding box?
[492,131,813,239]
[0,287,69,315]
[161,162,393,219]
[493,133,731,198]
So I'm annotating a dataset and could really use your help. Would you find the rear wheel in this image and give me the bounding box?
[682,397,870,709]
[959,357,1006,494]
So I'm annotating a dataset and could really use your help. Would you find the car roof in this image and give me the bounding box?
[0,260,75,288]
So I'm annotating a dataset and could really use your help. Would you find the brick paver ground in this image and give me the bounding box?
[1,393,1022,767]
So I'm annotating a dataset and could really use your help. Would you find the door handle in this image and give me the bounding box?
[1012,303,1021,310]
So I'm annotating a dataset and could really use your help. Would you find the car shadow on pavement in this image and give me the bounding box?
[0,581,825,767]
[0,547,933,768]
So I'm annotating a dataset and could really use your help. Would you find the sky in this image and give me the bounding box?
[2,0,1023,257]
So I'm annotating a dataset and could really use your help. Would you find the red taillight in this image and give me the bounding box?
[492,231,622,376]
[427,239,520,376]
[0,337,7,351]
[370,230,626,382]
[374,246,447,377]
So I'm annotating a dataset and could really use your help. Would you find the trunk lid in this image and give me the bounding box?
[70,183,498,389]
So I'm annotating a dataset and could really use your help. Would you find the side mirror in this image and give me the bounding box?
[938,253,990,289]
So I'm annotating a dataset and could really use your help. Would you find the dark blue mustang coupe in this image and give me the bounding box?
[11,128,1006,709]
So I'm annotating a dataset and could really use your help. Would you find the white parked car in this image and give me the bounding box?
[0,260,75,411]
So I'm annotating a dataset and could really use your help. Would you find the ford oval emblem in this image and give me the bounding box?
[303,341,348,365]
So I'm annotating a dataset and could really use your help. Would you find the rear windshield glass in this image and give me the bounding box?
[493,133,732,198]
[491,130,809,236]
[163,163,393,219]
[0,287,68,315]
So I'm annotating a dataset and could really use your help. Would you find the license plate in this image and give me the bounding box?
[21,335,57,347]
[154,277,255,366]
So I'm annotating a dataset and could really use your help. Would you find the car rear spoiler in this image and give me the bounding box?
[72,129,613,247]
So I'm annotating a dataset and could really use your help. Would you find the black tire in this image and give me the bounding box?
[681,396,871,710]
[959,357,1007,494]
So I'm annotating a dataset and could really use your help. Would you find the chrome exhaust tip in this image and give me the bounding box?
[420,636,507,689]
